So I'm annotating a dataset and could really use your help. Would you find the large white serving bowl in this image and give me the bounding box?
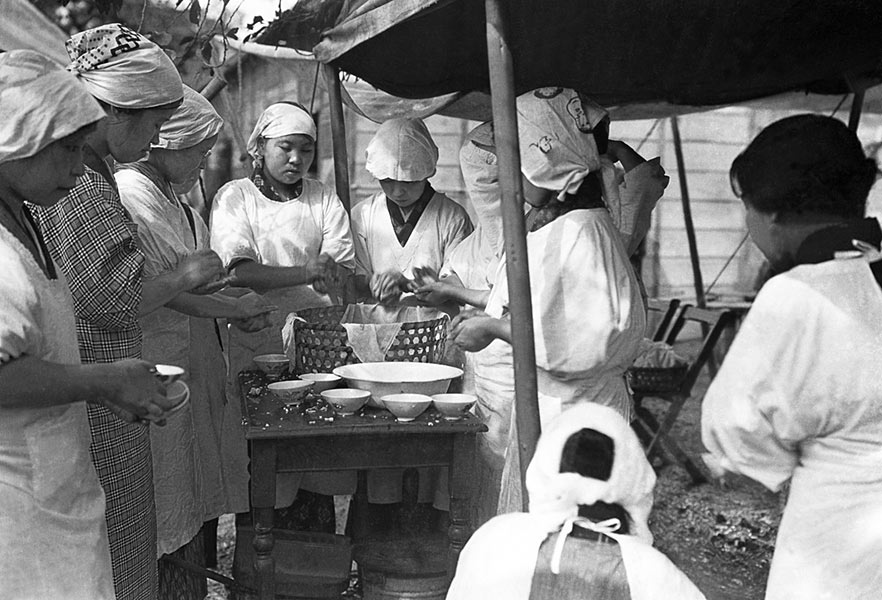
[332,362,463,408]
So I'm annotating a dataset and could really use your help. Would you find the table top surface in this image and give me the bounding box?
[238,371,487,440]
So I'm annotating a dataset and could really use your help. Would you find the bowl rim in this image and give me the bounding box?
[431,393,477,404]
[155,363,185,376]
[333,362,463,383]
[380,393,433,404]
[253,353,290,363]
[321,388,371,399]
[299,373,342,381]
[267,380,314,390]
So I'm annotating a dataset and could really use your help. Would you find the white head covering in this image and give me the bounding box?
[153,85,224,150]
[459,121,504,255]
[516,87,609,201]
[246,103,317,158]
[0,50,105,164]
[365,117,439,182]
[66,24,183,110]
[526,403,656,543]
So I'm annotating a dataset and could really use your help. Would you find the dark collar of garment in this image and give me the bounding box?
[526,172,605,233]
[251,164,302,203]
[386,182,435,246]
[793,217,882,286]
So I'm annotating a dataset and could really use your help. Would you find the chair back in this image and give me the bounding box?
[646,298,681,342]
[663,305,733,394]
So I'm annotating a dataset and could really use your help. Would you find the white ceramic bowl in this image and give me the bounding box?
[164,380,190,416]
[267,380,314,405]
[298,373,342,393]
[380,393,432,422]
[431,393,477,421]
[321,388,371,416]
[333,362,463,408]
[253,353,290,380]
[154,364,185,384]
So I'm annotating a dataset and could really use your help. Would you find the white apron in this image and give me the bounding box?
[0,225,114,600]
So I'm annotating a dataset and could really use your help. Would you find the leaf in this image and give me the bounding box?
[180,35,195,46]
[226,27,239,40]
[248,15,264,28]
[188,0,202,25]
[201,41,213,63]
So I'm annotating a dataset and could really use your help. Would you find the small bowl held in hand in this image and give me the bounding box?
[381,393,432,422]
[321,388,371,416]
[253,354,290,380]
[431,393,477,421]
[164,380,190,416]
[298,373,342,393]
[267,380,314,405]
[154,364,185,384]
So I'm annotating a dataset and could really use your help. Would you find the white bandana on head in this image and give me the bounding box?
[66,23,183,109]
[365,117,439,182]
[516,87,610,201]
[246,103,317,159]
[153,86,224,151]
[459,121,503,255]
[0,50,105,164]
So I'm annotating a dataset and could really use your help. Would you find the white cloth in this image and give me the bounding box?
[351,190,472,280]
[66,23,183,109]
[246,103,316,158]
[447,405,703,600]
[210,177,356,503]
[487,209,646,514]
[0,224,114,600]
[153,85,223,151]
[604,157,669,256]
[0,49,104,164]
[516,88,609,200]
[117,168,243,554]
[702,256,882,600]
[365,117,439,181]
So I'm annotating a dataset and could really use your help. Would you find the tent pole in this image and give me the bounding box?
[486,0,540,511]
[322,63,351,212]
[199,74,228,101]
[848,88,866,132]
[670,116,706,308]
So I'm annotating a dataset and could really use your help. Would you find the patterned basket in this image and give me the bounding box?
[290,305,449,374]
[626,364,688,393]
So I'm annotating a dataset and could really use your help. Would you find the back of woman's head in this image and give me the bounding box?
[731,114,878,218]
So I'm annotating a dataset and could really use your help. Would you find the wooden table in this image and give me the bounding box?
[238,371,487,600]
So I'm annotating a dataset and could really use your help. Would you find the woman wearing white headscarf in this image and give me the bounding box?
[31,24,228,600]
[210,101,356,531]
[0,49,178,600]
[447,404,705,600]
[353,117,473,304]
[449,88,646,515]
[116,86,276,598]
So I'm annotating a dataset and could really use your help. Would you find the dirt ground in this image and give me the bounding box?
[208,340,782,600]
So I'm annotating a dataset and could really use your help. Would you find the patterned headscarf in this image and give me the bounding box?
[365,117,439,182]
[0,50,105,164]
[66,23,183,109]
[153,86,224,150]
[516,87,609,201]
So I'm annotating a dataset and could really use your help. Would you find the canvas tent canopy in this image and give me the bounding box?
[258,0,882,119]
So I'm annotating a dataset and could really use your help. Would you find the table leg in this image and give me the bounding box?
[250,440,277,600]
[447,433,475,577]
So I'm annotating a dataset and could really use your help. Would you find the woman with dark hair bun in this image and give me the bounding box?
[703,114,882,600]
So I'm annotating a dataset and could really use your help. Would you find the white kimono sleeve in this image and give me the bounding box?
[0,242,39,364]
[701,276,828,492]
[350,200,374,278]
[209,181,260,269]
[319,188,356,271]
[118,176,186,279]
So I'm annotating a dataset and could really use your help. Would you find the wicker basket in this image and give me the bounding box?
[289,305,448,374]
[626,364,688,393]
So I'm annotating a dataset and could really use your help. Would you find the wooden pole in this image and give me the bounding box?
[322,63,352,212]
[670,116,706,308]
[848,88,866,132]
[485,0,540,510]
[199,73,228,101]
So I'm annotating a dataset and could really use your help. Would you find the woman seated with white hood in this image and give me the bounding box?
[450,88,647,514]
[447,404,706,600]
[352,117,473,304]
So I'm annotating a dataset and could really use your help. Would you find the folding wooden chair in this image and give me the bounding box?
[645,298,681,342]
[630,305,733,483]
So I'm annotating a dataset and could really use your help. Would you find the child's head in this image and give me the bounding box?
[247,102,316,186]
[366,117,439,208]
